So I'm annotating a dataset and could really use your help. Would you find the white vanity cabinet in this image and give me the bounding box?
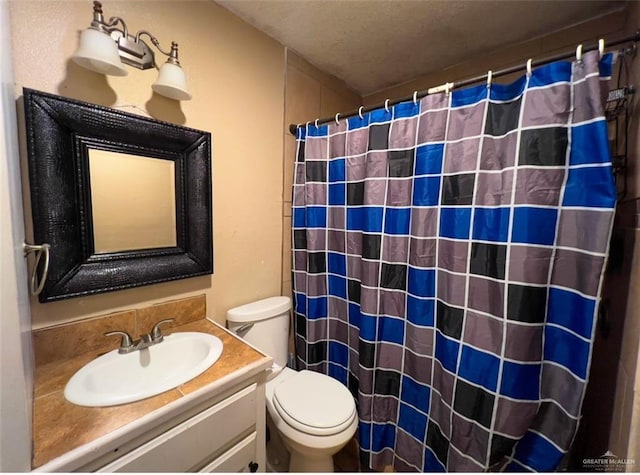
[74,381,266,473]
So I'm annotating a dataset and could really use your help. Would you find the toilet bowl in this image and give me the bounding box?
[227,297,357,472]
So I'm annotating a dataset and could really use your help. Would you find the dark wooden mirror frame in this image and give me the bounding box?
[23,88,213,303]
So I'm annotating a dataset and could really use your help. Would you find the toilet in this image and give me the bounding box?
[227,296,357,472]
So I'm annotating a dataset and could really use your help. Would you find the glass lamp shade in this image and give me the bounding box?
[152,62,192,101]
[72,28,128,76]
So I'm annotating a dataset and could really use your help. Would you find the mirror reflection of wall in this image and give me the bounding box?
[89,150,177,254]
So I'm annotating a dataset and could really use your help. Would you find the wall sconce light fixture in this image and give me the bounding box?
[72,1,191,101]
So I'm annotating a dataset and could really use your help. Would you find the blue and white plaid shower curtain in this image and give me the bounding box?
[292,50,616,472]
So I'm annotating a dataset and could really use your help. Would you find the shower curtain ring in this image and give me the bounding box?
[598,38,605,58]
[413,91,418,105]
[444,82,453,96]
[526,59,532,77]
[384,99,390,112]
[305,121,311,131]
[576,44,583,62]
[358,106,364,120]
[335,113,340,125]
[486,70,492,88]
[314,118,319,128]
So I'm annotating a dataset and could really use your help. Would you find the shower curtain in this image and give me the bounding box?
[292,50,616,472]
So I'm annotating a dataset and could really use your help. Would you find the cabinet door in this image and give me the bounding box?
[198,432,257,473]
[98,384,257,472]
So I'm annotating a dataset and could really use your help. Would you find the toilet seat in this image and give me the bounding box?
[272,370,356,436]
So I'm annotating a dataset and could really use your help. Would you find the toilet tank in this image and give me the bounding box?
[226,296,291,367]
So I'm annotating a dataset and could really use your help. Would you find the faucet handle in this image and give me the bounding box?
[104,330,134,353]
[150,318,175,342]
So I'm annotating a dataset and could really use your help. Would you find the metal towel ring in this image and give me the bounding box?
[23,242,50,296]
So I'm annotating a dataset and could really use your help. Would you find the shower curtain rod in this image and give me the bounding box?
[288,29,640,136]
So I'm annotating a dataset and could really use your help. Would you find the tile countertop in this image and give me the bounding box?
[32,319,272,471]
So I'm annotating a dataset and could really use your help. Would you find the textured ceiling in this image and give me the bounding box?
[215,0,626,96]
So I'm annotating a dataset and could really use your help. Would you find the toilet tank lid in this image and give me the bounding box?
[227,296,292,323]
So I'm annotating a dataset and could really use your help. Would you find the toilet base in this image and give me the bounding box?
[265,367,358,473]
[267,409,346,472]
[266,413,290,472]
[289,451,334,473]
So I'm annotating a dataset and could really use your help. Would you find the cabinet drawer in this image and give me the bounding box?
[99,383,257,472]
[198,432,257,473]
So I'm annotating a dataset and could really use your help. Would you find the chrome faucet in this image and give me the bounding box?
[105,318,175,354]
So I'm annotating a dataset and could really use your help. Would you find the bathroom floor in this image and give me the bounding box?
[334,436,360,472]
[334,435,397,472]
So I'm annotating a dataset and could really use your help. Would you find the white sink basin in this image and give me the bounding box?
[64,332,223,407]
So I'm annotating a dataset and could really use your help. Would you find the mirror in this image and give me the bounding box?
[89,150,177,253]
[23,88,213,302]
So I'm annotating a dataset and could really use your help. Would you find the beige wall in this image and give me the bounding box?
[280,50,361,298]
[9,0,285,328]
[608,216,640,466]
